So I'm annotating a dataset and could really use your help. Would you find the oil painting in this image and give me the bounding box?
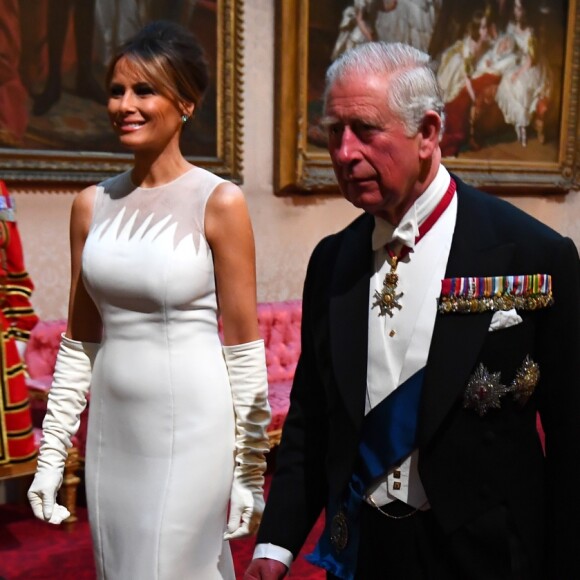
[275,0,580,193]
[0,0,243,183]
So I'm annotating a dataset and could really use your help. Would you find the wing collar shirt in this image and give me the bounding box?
[366,163,456,509]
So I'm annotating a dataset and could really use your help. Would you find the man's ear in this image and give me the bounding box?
[418,111,442,159]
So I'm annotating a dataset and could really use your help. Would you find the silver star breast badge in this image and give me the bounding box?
[464,363,509,416]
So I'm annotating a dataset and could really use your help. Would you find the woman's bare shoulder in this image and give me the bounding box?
[205,181,251,244]
[72,184,98,212]
[207,180,245,210]
[70,184,99,233]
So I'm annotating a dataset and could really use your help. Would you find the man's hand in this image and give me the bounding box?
[244,558,288,579]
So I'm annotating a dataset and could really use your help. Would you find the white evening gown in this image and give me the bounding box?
[495,23,551,128]
[376,0,440,53]
[82,167,236,580]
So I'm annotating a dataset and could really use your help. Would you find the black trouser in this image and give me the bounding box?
[327,500,533,580]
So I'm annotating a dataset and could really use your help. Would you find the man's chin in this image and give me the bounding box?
[343,182,380,207]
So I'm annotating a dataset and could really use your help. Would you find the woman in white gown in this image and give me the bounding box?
[331,0,398,61]
[436,9,496,156]
[494,0,551,146]
[436,10,492,105]
[375,0,441,53]
[28,21,270,580]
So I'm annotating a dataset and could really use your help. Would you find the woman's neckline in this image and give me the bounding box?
[128,166,198,191]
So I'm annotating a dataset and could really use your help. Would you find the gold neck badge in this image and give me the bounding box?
[371,177,457,319]
[372,253,404,317]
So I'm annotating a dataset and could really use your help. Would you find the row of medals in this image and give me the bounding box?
[372,254,554,318]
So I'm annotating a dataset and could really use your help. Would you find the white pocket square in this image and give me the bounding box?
[488,308,523,332]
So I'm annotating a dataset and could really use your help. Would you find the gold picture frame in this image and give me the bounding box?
[275,0,580,194]
[0,0,244,184]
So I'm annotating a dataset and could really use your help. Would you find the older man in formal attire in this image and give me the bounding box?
[245,41,580,580]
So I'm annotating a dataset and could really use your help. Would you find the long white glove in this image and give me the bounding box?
[222,339,271,540]
[27,334,98,524]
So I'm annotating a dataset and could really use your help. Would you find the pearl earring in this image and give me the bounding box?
[181,115,189,124]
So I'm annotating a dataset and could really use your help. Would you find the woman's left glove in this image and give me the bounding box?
[222,339,271,540]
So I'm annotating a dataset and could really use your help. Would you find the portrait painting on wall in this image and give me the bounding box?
[275,0,580,193]
[0,0,243,183]
[309,0,564,160]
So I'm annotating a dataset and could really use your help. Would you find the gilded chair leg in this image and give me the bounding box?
[59,446,81,527]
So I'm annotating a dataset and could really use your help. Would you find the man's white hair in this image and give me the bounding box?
[324,41,445,136]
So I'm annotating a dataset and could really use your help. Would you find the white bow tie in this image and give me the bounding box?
[372,216,419,251]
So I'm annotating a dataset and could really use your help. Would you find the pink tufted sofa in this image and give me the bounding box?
[254,300,302,445]
[24,300,302,453]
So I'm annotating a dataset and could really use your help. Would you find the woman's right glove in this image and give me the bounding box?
[27,334,97,524]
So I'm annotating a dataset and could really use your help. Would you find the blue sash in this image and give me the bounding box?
[306,367,425,580]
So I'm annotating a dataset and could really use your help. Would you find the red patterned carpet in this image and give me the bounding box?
[0,473,324,580]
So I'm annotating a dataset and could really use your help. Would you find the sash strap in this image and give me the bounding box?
[307,368,425,580]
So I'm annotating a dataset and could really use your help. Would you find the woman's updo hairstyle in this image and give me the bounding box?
[106,20,209,110]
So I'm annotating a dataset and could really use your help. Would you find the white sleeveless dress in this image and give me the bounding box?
[82,167,236,579]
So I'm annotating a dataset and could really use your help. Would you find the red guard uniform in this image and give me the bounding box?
[0,180,39,464]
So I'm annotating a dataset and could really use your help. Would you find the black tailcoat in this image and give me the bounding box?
[257,178,580,578]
